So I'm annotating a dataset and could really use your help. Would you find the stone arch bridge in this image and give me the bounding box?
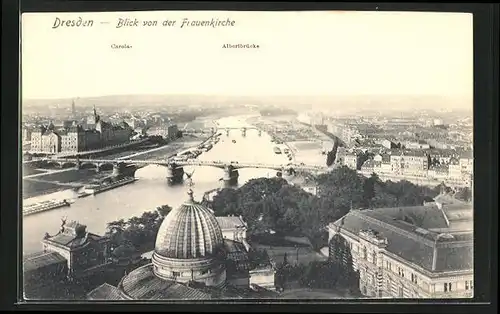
[35,158,328,184]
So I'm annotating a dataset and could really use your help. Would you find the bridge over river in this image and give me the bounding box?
[33,157,329,185]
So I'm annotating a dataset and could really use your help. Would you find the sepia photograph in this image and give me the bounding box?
[20,10,474,301]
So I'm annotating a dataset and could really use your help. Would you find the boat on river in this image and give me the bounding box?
[23,199,71,217]
[273,147,282,154]
[84,177,137,195]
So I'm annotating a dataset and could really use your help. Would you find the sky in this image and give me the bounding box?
[21,11,473,101]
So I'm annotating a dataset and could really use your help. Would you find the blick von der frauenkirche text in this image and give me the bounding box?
[52,17,236,29]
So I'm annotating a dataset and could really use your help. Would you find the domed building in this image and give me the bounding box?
[151,189,227,287]
[87,190,277,300]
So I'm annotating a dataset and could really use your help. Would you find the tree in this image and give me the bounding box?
[326,151,336,166]
[455,187,472,202]
[362,173,379,208]
[316,166,365,211]
[328,234,359,292]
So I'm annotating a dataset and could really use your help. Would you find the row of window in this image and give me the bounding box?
[443,280,474,293]
[154,267,210,278]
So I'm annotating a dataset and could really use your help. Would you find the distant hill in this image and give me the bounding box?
[22,94,472,112]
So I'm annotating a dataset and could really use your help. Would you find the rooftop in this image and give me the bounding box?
[216,216,247,230]
[154,190,224,259]
[87,283,126,300]
[118,263,275,300]
[331,205,473,273]
[23,251,67,273]
[43,220,104,249]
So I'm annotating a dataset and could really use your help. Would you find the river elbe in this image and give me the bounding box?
[22,116,297,255]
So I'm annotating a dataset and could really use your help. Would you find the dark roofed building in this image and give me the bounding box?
[41,220,112,279]
[23,251,68,299]
[327,204,473,299]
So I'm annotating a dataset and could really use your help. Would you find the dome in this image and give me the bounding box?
[154,189,224,259]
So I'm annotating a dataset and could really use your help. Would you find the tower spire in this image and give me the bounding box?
[93,105,100,123]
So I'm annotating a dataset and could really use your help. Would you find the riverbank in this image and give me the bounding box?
[22,115,317,255]
[22,136,209,200]
[247,116,331,167]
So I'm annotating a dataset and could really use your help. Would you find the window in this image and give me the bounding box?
[372,253,376,264]
[470,280,473,289]
[465,281,469,290]
[401,269,405,278]
[444,282,452,292]
[411,274,418,284]
[363,246,367,260]
[398,287,404,297]
[172,271,180,277]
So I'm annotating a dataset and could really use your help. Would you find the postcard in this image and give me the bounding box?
[21,10,473,301]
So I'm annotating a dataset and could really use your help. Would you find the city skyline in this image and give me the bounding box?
[22,11,472,107]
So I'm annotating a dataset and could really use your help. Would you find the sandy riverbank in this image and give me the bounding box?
[246,116,332,167]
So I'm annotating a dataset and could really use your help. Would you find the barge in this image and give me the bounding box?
[84,177,137,195]
[23,199,71,217]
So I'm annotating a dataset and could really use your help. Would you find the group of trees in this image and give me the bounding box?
[209,166,444,250]
[274,234,360,294]
[105,205,172,259]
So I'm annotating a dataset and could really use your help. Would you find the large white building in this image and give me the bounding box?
[328,199,473,299]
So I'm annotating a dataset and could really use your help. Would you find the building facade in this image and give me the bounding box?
[344,154,359,170]
[30,106,132,153]
[390,151,430,177]
[327,203,473,299]
[41,220,112,279]
[167,124,179,140]
[23,219,112,297]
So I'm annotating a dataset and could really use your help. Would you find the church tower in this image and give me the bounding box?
[93,105,100,124]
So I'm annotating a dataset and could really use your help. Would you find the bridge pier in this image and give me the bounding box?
[112,162,137,178]
[166,163,184,185]
[222,165,239,186]
[112,162,125,177]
